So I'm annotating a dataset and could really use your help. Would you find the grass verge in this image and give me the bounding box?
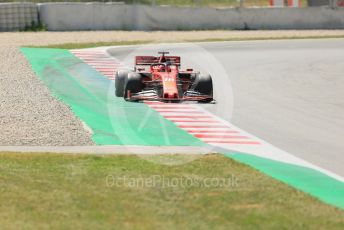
[28,35,344,49]
[0,153,343,229]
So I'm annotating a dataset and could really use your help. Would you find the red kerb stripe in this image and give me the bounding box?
[206,141,260,145]
[179,125,229,129]
[194,134,249,139]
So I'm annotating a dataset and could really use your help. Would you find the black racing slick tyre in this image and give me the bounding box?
[193,74,213,95]
[124,72,143,101]
[192,74,213,103]
[115,70,129,97]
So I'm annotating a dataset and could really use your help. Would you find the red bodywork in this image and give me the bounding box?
[125,52,213,102]
[153,65,179,99]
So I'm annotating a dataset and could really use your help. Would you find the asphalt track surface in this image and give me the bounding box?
[108,39,344,177]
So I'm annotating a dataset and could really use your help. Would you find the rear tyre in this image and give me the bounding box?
[115,70,129,97]
[124,72,143,101]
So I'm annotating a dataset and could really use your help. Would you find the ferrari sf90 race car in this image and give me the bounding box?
[114,52,214,103]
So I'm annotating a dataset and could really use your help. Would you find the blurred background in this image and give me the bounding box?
[0,0,343,8]
[1,0,343,31]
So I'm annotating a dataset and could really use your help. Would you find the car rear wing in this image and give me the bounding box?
[135,56,181,66]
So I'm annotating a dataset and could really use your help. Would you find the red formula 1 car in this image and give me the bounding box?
[114,52,214,103]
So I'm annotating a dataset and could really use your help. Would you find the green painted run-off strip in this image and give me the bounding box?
[21,47,205,146]
[224,152,344,210]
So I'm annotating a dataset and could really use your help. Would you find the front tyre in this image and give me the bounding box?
[193,74,213,96]
[115,70,129,97]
